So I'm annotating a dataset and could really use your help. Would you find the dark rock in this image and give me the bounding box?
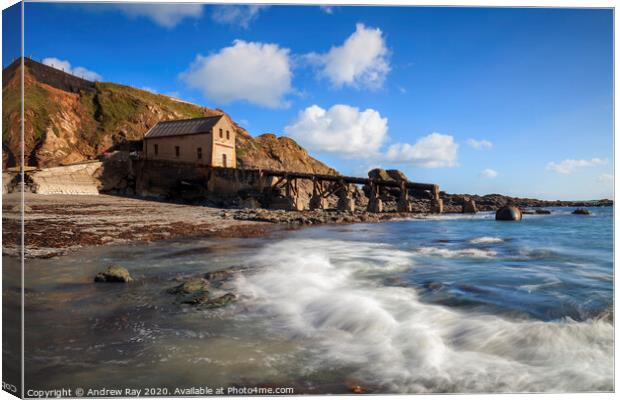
[368,168,392,181]
[180,290,211,305]
[386,169,408,182]
[495,206,522,221]
[521,209,535,215]
[572,208,591,215]
[427,282,445,291]
[94,265,133,283]
[535,209,551,214]
[167,278,210,295]
[169,275,235,308]
[202,293,236,309]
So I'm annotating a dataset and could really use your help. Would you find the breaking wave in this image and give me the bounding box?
[234,239,613,393]
[469,236,504,244]
[415,246,498,258]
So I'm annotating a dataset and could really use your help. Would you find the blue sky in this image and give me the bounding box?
[6,3,614,200]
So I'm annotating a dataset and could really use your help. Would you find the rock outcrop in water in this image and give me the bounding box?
[442,193,612,212]
[495,206,523,221]
[168,268,237,308]
[94,265,133,283]
[572,208,591,215]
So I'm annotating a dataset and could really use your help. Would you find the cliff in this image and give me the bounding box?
[2,58,336,176]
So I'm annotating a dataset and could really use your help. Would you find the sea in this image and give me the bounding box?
[15,206,613,394]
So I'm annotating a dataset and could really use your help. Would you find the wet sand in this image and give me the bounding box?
[2,193,420,258]
[2,193,273,258]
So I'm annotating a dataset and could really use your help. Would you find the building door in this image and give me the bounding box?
[222,154,227,167]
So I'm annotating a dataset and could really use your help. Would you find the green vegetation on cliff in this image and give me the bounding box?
[2,58,336,176]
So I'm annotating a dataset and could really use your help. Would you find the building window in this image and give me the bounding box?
[219,128,223,138]
[226,130,230,140]
[197,147,202,160]
[222,154,227,168]
[175,146,180,158]
[154,144,158,156]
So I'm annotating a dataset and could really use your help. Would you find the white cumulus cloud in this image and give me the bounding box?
[386,133,459,168]
[115,4,203,28]
[467,138,493,150]
[307,23,390,89]
[181,40,292,108]
[211,5,267,28]
[546,158,607,174]
[284,104,388,157]
[480,168,498,178]
[42,57,102,81]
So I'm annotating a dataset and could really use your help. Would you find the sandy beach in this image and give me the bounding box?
[2,193,422,258]
[2,193,272,258]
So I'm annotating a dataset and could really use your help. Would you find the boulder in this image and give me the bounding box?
[202,293,236,309]
[167,278,210,294]
[368,168,392,181]
[386,169,408,182]
[94,265,133,283]
[535,209,551,215]
[180,290,211,305]
[495,206,522,221]
[572,208,591,215]
[179,290,236,308]
[168,274,236,308]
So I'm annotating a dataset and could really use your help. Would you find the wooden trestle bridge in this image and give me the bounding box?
[249,168,444,213]
[137,159,444,213]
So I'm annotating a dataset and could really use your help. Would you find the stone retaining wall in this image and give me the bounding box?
[28,162,102,195]
[3,173,18,194]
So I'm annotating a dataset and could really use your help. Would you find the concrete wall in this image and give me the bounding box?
[134,160,259,198]
[2,173,18,195]
[28,161,102,195]
[4,153,135,196]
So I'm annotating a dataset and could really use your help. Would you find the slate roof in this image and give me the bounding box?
[144,115,223,139]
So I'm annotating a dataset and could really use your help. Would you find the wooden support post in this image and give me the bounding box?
[310,178,328,210]
[462,197,477,213]
[431,198,444,214]
[256,170,266,191]
[430,185,443,213]
[432,185,440,200]
[337,180,355,212]
[285,175,291,198]
[367,181,384,213]
[292,178,303,211]
[282,176,302,211]
[397,181,412,212]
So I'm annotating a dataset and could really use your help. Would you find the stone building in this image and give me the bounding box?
[143,115,236,168]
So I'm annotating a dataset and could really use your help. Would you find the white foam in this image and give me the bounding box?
[416,246,498,258]
[234,239,613,393]
[469,236,504,244]
[418,212,496,221]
